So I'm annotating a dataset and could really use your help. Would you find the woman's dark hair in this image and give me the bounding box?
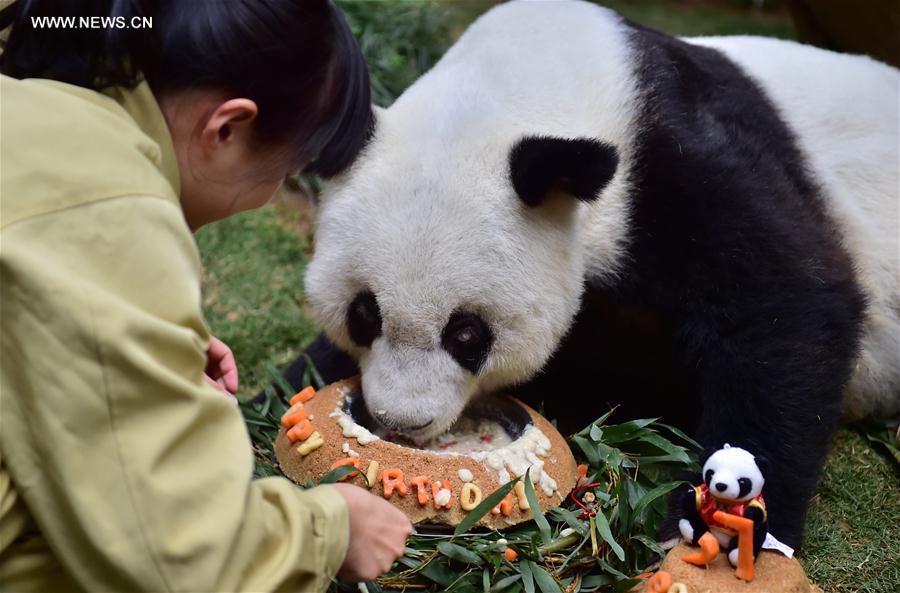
[0,0,373,177]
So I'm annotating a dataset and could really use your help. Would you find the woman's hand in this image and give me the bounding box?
[205,336,239,398]
[334,483,413,581]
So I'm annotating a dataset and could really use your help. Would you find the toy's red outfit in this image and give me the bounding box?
[694,484,767,533]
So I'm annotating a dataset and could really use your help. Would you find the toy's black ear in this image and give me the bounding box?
[754,454,772,482]
[509,136,619,207]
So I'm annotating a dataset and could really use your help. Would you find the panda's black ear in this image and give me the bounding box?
[509,136,619,207]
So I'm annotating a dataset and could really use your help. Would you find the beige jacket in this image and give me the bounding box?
[0,75,348,592]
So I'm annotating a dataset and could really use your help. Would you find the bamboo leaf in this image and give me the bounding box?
[657,422,702,449]
[438,541,484,565]
[523,470,552,546]
[519,558,535,593]
[318,464,363,484]
[454,478,519,535]
[631,533,666,556]
[418,560,458,587]
[265,364,297,397]
[530,562,562,593]
[491,574,522,591]
[547,507,588,536]
[631,481,682,523]
[593,510,625,562]
[301,353,326,389]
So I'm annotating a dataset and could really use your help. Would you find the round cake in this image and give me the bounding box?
[275,377,578,528]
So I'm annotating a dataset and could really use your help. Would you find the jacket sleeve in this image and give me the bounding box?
[0,195,348,592]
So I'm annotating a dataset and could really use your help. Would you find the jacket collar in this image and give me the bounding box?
[104,81,181,197]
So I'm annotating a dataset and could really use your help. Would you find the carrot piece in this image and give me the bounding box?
[329,458,361,481]
[286,419,314,442]
[645,571,672,593]
[503,548,518,562]
[576,463,588,486]
[290,386,316,406]
[682,531,720,567]
[280,406,309,428]
[491,491,515,517]
[381,468,407,498]
[431,479,454,510]
[713,510,756,581]
[409,476,431,505]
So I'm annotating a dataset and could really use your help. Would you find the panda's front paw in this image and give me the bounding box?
[728,547,740,567]
[678,518,695,543]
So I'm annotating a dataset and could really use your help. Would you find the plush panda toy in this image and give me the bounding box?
[677,445,769,575]
[279,0,899,549]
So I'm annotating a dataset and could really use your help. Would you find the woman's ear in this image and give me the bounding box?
[200,98,259,151]
[508,135,619,207]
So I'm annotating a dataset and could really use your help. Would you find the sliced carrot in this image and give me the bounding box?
[381,468,407,498]
[491,490,515,517]
[409,476,431,505]
[576,463,588,486]
[330,458,361,481]
[646,571,672,593]
[286,418,314,442]
[280,406,309,428]
[503,548,518,562]
[290,386,316,406]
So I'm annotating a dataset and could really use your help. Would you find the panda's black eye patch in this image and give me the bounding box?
[737,478,752,499]
[704,469,714,486]
[347,291,382,347]
[441,312,493,374]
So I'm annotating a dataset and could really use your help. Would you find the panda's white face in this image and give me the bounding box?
[702,445,765,503]
[305,126,591,439]
[305,0,640,439]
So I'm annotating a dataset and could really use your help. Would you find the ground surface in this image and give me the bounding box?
[196,2,898,590]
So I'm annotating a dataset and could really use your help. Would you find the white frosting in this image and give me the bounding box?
[469,425,557,496]
[333,411,380,445]
[331,393,559,496]
[434,488,452,507]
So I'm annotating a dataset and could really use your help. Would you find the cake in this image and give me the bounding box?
[274,377,579,528]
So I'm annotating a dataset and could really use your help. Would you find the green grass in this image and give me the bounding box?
[196,1,898,590]
[195,195,319,393]
[802,429,900,592]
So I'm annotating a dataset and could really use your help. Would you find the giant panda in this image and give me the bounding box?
[278,0,899,549]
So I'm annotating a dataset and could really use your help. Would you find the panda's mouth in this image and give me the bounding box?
[343,390,532,451]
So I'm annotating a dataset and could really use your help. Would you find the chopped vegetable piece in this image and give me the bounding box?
[296,432,323,456]
[409,476,431,505]
[514,481,530,510]
[491,491,514,516]
[290,386,316,406]
[365,460,379,489]
[382,468,407,498]
[287,418,314,442]
[431,479,453,509]
[329,458,361,481]
[460,482,483,511]
[280,406,308,428]
[503,548,518,562]
[576,463,588,486]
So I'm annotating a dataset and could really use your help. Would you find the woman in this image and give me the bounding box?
[0,1,411,591]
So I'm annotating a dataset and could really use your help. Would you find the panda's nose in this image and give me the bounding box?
[715,482,728,493]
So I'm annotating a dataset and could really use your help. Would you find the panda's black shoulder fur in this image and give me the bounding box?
[514,23,866,549]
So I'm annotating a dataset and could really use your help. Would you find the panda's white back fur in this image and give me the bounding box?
[308,0,899,429]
